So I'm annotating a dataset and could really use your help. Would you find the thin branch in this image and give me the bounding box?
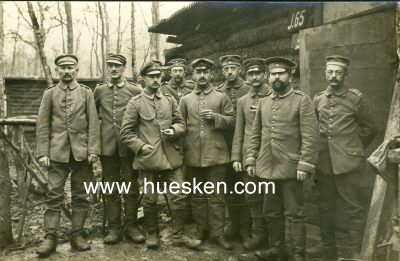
[13,3,32,28]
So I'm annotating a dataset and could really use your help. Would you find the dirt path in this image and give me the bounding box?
[1,223,332,261]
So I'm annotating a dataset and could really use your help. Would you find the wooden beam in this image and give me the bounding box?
[361,79,400,260]
[0,117,37,126]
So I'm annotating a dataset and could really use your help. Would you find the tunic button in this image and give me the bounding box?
[201,131,204,134]
[330,107,333,110]
[328,136,331,139]
[113,123,116,125]
[271,139,274,142]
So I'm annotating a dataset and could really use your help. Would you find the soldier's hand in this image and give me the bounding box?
[201,110,215,121]
[246,166,256,177]
[296,170,309,181]
[88,154,99,164]
[162,128,175,139]
[233,161,243,172]
[38,156,50,168]
[140,144,154,156]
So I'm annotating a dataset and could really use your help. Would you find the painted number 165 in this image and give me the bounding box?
[288,10,306,31]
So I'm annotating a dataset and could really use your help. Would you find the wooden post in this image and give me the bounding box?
[0,0,13,248]
[150,2,160,61]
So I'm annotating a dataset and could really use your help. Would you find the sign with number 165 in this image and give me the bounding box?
[287,10,307,31]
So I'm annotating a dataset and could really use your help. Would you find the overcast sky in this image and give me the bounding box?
[4,1,192,77]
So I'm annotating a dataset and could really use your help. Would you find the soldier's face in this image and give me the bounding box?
[107,62,125,80]
[246,70,265,88]
[222,65,241,83]
[193,68,211,87]
[170,67,185,83]
[144,73,162,92]
[325,64,347,88]
[56,65,78,82]
[269,68,292,92]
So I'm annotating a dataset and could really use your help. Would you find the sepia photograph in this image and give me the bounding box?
[0,1,398,261]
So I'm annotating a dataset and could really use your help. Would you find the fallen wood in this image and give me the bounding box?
[16,171,33,244]
[0,128,71,220]
[0,117,37,126]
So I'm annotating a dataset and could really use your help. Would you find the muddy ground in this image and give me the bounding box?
[0,163,364,261]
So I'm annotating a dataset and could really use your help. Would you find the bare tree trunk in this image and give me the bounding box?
[98,2,105,80]
[116,2,121,54]
[90,40,94,77]
[27,1,53,87]
[130,3,137,80]
[57,2,66,53]
[150,2,160,61]
[11,17,20,75]
[103,2,110,56]
[131,2,137,80]
[64,1,73,53]
[0,1,12,248]
[75,30,82,54]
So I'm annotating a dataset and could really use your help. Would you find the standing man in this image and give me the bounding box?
[161,58,194,102]
[120,60,200,250]
[36,54,100,257]
[216,54,251,242]
[179,58,235,250]
[245,57,319,261]
[94,53,144,245]
[231,58,271,250]
[161,58,195,223]
[308,55,377,260]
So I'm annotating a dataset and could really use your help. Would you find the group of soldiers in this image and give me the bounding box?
[34,51,377,261]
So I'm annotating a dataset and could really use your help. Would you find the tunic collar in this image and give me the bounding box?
[325,85,348,96]
[194,84,213,95]
[107,78,126,88]
[169,78,186,89]
[271,86,293,99]
[142,89,162,100]
[248,83,271,98]
[57,79,79,90]
[223,78,245,89]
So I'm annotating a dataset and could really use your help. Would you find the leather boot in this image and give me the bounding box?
[289,220,306,261]
[144,204,159,249]
[224,214,240,239]
[171,209,202,250]
[36,211,60,257]
[307,243,337,260]
[244,218,267,250]
[306,213,337,260]
[254,218,285,261]
[124,193,145,243]
[212,236,233,250]
[70,210,91,251]
[146,232,160,249]
[104,197,122,244]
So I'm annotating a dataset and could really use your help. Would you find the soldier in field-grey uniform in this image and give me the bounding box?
[36,54,100,257]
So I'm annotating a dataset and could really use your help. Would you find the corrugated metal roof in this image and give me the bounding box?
[148,1,303,35]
